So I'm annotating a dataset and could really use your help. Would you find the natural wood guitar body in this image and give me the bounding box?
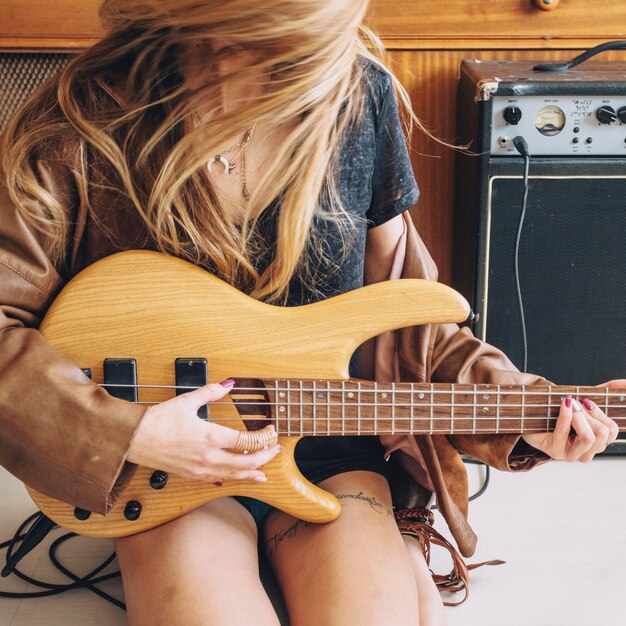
[27,250,471,537]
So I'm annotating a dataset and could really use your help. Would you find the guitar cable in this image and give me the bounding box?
[513,135,531,374]
[430,458,491,511]
[0,512,125,609]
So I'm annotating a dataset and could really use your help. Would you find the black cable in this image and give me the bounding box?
[533,40,626,72]
[513,136,531,374]
[0,515,125,609]
[464,459,491,503]
[431,458,491,510]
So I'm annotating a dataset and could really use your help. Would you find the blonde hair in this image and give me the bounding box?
[1,0,415,302]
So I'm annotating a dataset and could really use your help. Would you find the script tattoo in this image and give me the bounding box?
[336,491,385,514]
[266,492,394,552]
[266,520,313,552]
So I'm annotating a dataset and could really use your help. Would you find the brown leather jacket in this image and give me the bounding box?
[0,73,549,558]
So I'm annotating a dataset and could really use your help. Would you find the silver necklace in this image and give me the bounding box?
[207,125,255,201]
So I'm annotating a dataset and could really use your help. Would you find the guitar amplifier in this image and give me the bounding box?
[454,60,626,454]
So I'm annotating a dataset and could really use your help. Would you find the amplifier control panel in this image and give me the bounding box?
[490,95,626,156]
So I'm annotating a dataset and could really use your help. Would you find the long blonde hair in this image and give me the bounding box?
[1,0,413,302]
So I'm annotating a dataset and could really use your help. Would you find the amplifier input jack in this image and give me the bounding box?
[498,136,509,147]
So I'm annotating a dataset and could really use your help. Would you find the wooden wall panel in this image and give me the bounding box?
[3,0,626,50]
[0,0,102,49]
[369,0,626,45]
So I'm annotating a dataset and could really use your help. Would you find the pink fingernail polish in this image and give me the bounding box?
[582,398,595,410]
[213,481,223,487]
[565,396,573,408]
[219,379,235,388]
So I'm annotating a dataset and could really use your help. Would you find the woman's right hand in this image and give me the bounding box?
[126,379,281,483]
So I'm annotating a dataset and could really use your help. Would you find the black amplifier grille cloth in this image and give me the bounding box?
[486,176,626,385]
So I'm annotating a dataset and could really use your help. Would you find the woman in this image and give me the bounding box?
[0,1,619,624]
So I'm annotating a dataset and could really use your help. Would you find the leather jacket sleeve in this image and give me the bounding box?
[0,159,146,515]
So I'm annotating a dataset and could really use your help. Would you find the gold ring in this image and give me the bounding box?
[232,425,278,454]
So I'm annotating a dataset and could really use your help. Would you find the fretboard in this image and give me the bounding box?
[250,379,626,436]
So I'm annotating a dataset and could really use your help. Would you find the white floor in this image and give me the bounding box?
[0,458,624,626]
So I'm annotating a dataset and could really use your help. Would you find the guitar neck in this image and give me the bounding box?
[249,380,626,436]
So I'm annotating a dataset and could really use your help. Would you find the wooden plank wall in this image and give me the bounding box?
[2,0,626,284]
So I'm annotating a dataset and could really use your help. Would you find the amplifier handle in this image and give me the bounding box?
[534,0,559,10]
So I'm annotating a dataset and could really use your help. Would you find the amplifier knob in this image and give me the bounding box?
[617,106,626,124]
[596,106,617,125]
[503,106,522,125]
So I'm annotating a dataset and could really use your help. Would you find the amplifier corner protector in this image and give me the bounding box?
[475,78,501,102]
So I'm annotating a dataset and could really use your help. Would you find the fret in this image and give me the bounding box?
[286,378,291,437]
[374,381,379,435]
[605,385,610,417]
[274,380,280,435]
[357,381,362,435]
[299,379,304,437]
[429,382,434,435]
[472,384,477,434]
[496,384,501,435]
[326,380,331,435]
[312,380,317,436]
[450,385,455,434]
[391,382,396,434]
[519,388,524,436]
[545,387,550,433]
[341,380,346,436]
[410,382,415,435]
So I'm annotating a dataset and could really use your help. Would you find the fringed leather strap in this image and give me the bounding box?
[394,507,504,606]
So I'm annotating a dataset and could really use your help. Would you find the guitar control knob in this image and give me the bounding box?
[124,500,142,521]
[74,507,91,521]
[150,470,168,490]
[503,106,522,125]
[596,106,617,125]
[617,106,626,124]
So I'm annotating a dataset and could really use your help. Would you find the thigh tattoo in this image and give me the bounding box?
[266,491,393,554]
[335,491,393,516]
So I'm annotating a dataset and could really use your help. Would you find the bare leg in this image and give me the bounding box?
[403,536,448,626]
[264,471,444,626]
[115,497,280,626]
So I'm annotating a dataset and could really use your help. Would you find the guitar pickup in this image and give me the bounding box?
[175,358,208,420]
[103,359,137,403]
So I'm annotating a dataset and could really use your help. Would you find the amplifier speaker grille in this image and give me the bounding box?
[484,175,626,385]
[0,52,72,133]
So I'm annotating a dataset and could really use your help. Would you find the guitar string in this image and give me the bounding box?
[95,382,626,397]
[126,399,626,411]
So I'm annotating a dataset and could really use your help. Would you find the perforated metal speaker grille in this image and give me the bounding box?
[484,176,626,385]
[0,52,73,132]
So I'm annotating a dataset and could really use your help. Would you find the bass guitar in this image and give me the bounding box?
[27,250,626,537]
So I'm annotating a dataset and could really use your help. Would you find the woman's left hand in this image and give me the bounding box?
[521,380,622,462]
